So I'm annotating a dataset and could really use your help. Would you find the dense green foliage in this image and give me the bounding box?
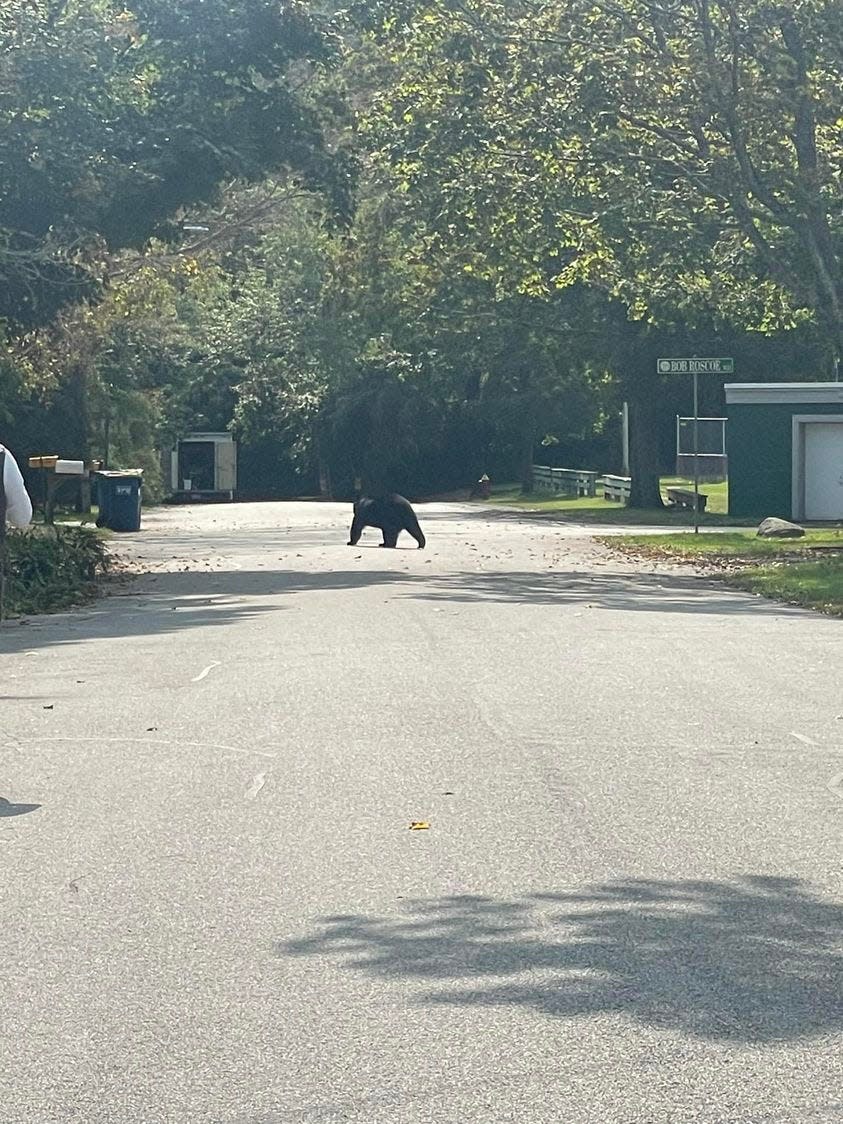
[357,0,840,341]
[1,526,109,616]
[0,0,347,325]
[1,0,840,508]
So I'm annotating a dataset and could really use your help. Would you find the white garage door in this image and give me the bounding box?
[804,422,843,520]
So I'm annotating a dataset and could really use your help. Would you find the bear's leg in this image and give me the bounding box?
[404,513,426,549]
[380,529,399,548]
[347,515,364,546]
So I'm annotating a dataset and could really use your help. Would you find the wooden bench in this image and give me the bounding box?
[666,487,708,512]
[597,475,632,502]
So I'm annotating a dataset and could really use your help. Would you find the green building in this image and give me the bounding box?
[725,382,843,521]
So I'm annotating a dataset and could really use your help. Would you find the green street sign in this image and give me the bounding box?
[657,357,735,375]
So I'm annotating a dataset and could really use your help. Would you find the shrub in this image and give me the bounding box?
[1,526,110,618]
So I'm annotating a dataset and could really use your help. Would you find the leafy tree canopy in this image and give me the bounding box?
[356,0,841,358]
[0,0,352,325]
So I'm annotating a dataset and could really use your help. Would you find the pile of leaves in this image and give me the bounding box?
[1,526,110,618]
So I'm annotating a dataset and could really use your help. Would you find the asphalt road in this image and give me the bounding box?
[2,501,841,1124]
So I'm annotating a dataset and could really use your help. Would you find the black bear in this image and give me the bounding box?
[347,494,426,549]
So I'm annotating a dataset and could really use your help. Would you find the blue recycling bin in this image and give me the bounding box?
[96,471,143,532]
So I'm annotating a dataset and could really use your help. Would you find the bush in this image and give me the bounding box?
[1,526,110,618]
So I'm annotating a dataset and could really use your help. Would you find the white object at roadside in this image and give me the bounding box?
[55,459,86,475]
[1,444,33,528]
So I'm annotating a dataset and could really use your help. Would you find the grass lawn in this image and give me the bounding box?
[660,476,728,514]
[606,529,843,616]
[728,559,843,615]
[609,528,843,558]
[489,478,745,526]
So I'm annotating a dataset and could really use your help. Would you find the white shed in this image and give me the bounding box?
[168,433,237,500]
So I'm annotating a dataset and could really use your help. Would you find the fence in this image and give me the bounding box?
[531,465,600,497]
[597,475,632,502]
[531,465,633,503]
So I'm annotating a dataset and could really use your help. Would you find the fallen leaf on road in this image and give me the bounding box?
[43,705,54,710]
[409,821,430,830]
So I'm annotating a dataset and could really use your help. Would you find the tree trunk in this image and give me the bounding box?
[778,13,843,365]
[317,454,331,498]
[70,365,91,460]
[518,420,535,493]
[313,430,331,497]
[76,478,92,515]
[626,364,664,510]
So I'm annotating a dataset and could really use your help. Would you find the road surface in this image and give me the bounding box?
[2,501,841,1124]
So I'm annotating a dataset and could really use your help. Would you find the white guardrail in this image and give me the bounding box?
[596,474,632,502]
[531,466,633,502]
[531,466,600,497]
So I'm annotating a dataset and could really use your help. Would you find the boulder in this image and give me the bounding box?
[756,517,805,538]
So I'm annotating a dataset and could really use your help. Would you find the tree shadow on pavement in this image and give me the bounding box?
[0,588,285,654]
[409,569,802,615]
[0,563,807,654]
[278,876,843,1044]
[113,566,805,620]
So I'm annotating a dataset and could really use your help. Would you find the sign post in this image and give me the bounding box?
[0,449,6,623]
[657,358,734,534]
